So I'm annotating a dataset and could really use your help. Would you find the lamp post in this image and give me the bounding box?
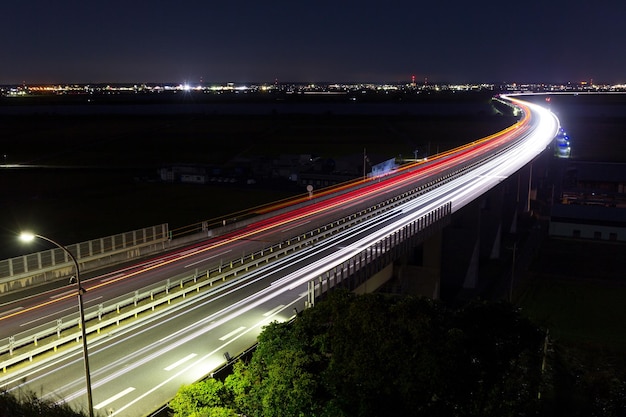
[19,232,94,417]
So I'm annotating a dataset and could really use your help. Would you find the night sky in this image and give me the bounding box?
[2,1,626,85]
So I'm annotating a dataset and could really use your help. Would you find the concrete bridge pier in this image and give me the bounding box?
[440,199,481,299]
[440,185,510,299]
[392,182,514,301]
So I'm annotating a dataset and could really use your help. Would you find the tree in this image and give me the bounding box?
[0,390,88,417]
[173,291,549,417]
[169,378,234,417]
[225,321,327,417]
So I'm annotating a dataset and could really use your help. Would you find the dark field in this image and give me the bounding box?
[522,93,626,162]
[519,238,626,350]
[1,92,624,260]
[2,112,510,166]
[1,101,517,259]
[1,93,625,415]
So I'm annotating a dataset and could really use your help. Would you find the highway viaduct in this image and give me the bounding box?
[0,94,560,416]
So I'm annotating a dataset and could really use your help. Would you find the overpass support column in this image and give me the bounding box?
[391,229,443,299]
[479,185,505,261]
[440,200,481,300]
[419,229,443,298]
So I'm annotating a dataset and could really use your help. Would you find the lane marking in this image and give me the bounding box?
[164,353,197,371]
[263,305,285,317]
[0,307,23,318]
[94,387,135,410]
[107,296,307,416]
[86,296,103,304]
[20,296,101,327]
[100,273,125,283]
[50,290,75,299]
[478,174,507,179]
[218,326,246,341]
[282,220,311,233]
[185,250,232,268]
[21,307,75,326]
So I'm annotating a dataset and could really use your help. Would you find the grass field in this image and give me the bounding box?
[1,110,517,259]
[517,238,626,351]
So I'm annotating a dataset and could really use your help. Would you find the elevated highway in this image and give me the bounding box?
[0,95,560,416]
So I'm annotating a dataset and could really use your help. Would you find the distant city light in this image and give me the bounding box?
[2,80,625,99]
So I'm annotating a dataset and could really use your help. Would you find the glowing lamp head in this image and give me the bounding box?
[19,232,36,243]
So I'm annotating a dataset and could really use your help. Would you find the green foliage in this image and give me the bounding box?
[173,291,551,417]
[169,379,234,417]
[186,407,239,417]
[224,321,326,417]
[0,390,88,417]
[225,359,258,416]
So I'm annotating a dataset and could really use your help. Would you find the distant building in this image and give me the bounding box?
[370,157,399,177]
[549,204,626,241]
[159,165,208,183]
[180,173,207,184]
[290,152,396,188]
[549,161,626,242]
[560,161,626,206]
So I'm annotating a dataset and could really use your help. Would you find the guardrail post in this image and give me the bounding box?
[134,290,139,307]
[56,319,63,338]
[9,336,15,356]
[166,279,170,294]
[98,304,103,321]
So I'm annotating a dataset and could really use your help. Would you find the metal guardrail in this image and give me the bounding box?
[0,200,383,360]
[0,201,450,375]
[0,224,169,293]
[1,138,514,374]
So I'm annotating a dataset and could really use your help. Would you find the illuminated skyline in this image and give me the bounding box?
[2,1,625,85]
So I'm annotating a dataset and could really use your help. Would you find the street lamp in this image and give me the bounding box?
[19,232,94,417]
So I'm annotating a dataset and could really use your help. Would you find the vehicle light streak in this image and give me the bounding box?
[55,289,302,408]
[0,102,536,323]
[163,353,197,371]
[184,250,232,268]
[106,299,300,417]
[1,95,561,415]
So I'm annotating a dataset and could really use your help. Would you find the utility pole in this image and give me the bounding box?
[363,148,368,179]
[509,241,517,302]
[527,162,533,213]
